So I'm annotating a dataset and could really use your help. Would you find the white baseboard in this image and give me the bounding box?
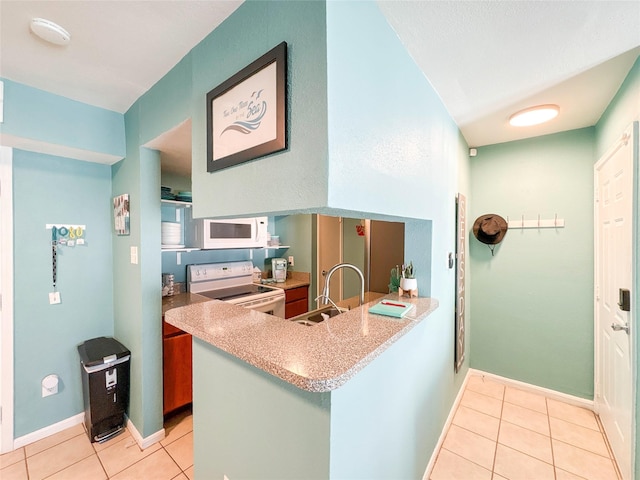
[13,413,84,449]
[125,416,165,450]
[422,369,472,480]
[12,413,165,452]
[468,368,594,410]
[421,368,595,479]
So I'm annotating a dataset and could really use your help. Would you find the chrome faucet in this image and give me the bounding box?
[320,263,365,307]
[314,294,342,312]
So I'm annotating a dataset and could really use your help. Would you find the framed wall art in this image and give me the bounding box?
[113,193,130,236]
[455,193,466,373]
[206,42,287,172]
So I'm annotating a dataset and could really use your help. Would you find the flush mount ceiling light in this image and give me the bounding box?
[30,18,71,46]
[509,104,559,127]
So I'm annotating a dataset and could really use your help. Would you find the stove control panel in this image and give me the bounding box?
[188,261,254,283]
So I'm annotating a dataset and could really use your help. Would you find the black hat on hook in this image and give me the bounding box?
[473,214,508,254]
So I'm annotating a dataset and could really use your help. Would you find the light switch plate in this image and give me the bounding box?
[130,246,138,264]
[49,292,61,304]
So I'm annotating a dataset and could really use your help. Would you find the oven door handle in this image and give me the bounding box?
[242,295,285,310]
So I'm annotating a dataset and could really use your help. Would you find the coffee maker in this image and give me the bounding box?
[271,258,287,283]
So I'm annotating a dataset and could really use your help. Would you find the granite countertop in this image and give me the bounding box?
[336,291,387,310]
[162,292,210,316]
[260,271,310,290]
[164,294,438,392]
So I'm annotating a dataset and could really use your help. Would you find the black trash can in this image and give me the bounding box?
[78,336,130,443]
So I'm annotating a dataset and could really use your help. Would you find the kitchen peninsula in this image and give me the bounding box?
[165,294,438,478]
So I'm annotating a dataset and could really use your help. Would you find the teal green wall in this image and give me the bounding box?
[3,81,123,439]
[111,130,163,437]
[273,215,314,277]
[193,338,331,479]
[13,149,114,437]
[274,214,315,308]
[0,79,124,161]
[470,128,596,398]
[111,24,193,441]
[325,3,457,222]
[331,317,448,478]
[594,56,639,478]
[189,0,329,220]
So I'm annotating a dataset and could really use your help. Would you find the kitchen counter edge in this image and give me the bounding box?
[164,295,439,393]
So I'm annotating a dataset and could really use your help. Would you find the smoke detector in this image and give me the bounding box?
[30,18,71,46]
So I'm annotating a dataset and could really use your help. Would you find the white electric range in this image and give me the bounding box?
[187,261,285,318]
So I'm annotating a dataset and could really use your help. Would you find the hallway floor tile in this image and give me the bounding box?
[430,375,621,480]
[0,409,193,480]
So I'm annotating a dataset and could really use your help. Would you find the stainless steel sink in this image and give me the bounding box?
[290,306,345,326]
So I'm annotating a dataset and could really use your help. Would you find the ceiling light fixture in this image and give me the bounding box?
[509,104,559,127]
[30,18,71,46]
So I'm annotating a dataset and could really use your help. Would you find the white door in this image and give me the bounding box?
[594,124,635,479]
[0,145,14,454]
[317,215,343,301]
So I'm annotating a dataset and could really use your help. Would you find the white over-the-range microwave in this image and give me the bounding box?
[186,217,269,249]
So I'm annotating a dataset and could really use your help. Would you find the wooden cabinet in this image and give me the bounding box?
[162,319,192,415]
[285,285,309,319]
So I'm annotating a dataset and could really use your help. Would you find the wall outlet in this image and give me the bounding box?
[288,255,294,267]
[49,291,61,304]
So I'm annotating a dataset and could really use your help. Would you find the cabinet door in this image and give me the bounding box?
[163,334,192,415]
[285,286,309,319]
[285,298,308,319]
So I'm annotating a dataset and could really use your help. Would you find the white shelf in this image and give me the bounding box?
[161,199,192,207]
[161,246,288,253]
[162,247,201,252]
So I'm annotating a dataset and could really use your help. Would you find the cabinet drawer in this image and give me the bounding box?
[285,286,308,302]
[286,298,308,319]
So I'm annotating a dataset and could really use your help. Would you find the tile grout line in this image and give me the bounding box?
[594,414,623,480]
[93,450,109,479]
[26,431,95,480]
[489,380,505,478]
[545,397,558,480]
[438,447,493,476]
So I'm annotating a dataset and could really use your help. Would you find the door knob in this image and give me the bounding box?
[611,323,630,335]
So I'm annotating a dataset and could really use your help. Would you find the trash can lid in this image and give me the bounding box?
[77,336,130,367]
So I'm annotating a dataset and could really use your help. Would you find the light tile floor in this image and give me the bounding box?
[0,409,193,480]
[430,375,622,480]
[0,378,623,480]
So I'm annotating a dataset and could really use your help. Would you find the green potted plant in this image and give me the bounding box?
[400,261,417,291]
[389,265,401,293]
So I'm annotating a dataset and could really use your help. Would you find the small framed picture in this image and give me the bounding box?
[113,194,130,235]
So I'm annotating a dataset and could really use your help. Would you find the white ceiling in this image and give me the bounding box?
[1,0,639,176]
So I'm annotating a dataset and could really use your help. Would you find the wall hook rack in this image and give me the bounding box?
[506,214,565,229]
